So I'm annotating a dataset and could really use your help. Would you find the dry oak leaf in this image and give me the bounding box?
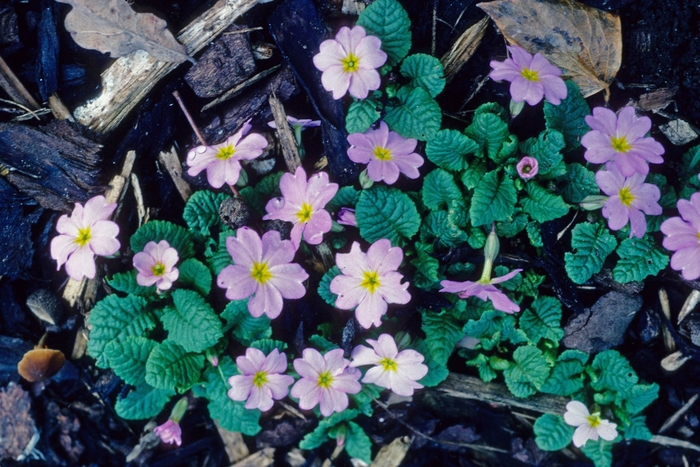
[478,0,622,98]
[55,0,190,63]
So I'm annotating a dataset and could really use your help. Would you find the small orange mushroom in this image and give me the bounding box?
[18,348,65,383]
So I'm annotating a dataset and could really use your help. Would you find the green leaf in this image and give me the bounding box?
[540,350,588,396]
[115,383,175,420]
[300,410,360,450]
[544,80,590,152]
[463,310,505,351]
[413,340,449,387]
[425,129,477,171]
[465,109,514,163]
[318,266,342,306]
[503,345,550,398]
[421,211,468,248]
[448,199,468,228]
[525,222,543,248]
[460,159,487,190]
[581,439,613,467]
[204,357,261,435]
[221,299,272,345]
[500,314,528,345]
[623,414,653,441]
[145,341,205,390]
[357,0,411,67]
[559,163,599,204]
[519,296,564,346]
[519,130,566,178]
[624,383,659,415]
[420,310,464,365]
[249,339,288,355]
[410,242,441,290]
[613,237,669,283]
[345,422,372,463]
[496,211,528,238]
[87,295,156,368]
[356,185,420,245]
[466,354,497,383]
[589,350,638,394]
[564,223,617,284]
[183,190,229,240]
[161,290,223,353]
[521,183,569,223]
[346,100,381,135]
[350,383,382,417]
[207,229,236,275]
[384,86,441,141]
[240,172,283,216]
[131,220,195,259]
[106,270,156,296]
[517,270,546,298]
[178,258,212,296]
[400,53,445,97]
[327,186,361,214]
[469,171,517,226]
[533,414,575,451]
[104,336,157,386]
[421,169,462,211]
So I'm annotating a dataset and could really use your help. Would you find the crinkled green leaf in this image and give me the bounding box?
[544,80,590,152]
[469,171,517,226]
[466,224,486,249]
[350,383,382,417]
[520,130,566,178]
[495,265,523,291]
[590,350,638,394]
[346,100,381,135]
[501,314,528,345]
[104,336,157,386]
[525,222,543,248]
[521,183,569,223]
[624,383,659,415]
[534,414,575,451]
[145,341,205,390]
[131,220,195,259]
[414,339,449,387]
[461,159,487,190]
[240,172,283,216]
[517,269,546,298]
[161,289,223,353]
[581,439,614,467]
[87,295,156,368]
[559,163,599,204]
[204,356,261,435]
[357,0,410,67]
[465,108,515,163]
[420,309,464,365]
[623,414,653,441]
[540,350,588,396]
[300,409,360,450]
[463,310,503,351]
[447,199,468,228]
[613,237,669,283]
[421,168,462,211]
[327,186,361,214]
[496,211,528,238]
[115,383,175,420]
[410,242,441,290]
[503,345,550,398]
[421,210,468,248]
[345,422,372,463]
[519,296,564,346]
[564,223,617,284]
[249,339,288,355]
[356,185,420,245]
[400,53,445,97]
[183,190,228,240]
[425,129,477,171]
[318,266,342,306]
[221,299,271,345]
[384,86,441,141]
[466,354,497,383]
[106,270,156,296]
[178,258,212,296]
[207,229,236,275]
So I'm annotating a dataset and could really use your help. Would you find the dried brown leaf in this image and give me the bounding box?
[477,0,622,98]
[55,0,189,63]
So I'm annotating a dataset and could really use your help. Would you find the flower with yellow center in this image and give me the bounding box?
[251,262,272,284]
[617,187,635,207]
[317,371,334,388]
[74,227,92,247]
[133,240,180,292]
[379,357,398,372]
[563,401,618,448]
[296,202,313,224]
[152,262,166,277]
[341,52,360,73]
[373,146,392,161]
[360,271,381,293]
[216,145,235,160]
[520,67,539,82]
[252,371,268,388]
[228,348,294,412]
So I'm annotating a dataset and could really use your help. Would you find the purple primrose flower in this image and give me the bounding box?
[227,348,294,412]
[661,192,700,280]
[133,240,179,291]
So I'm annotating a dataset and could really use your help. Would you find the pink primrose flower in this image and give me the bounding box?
[595,165,662,238]
[313,26,387,100]
[661,192,700,280]
[563,401,618,448]
[516,156,539,179]
[267,116,321,130]
[154,419,182,446]
[582,106,664,177]
[50,195,120,281]
[291,348,361,416]
[337,207,357,227]
[227,348,294,412]
[330,239,411,329]
[440,269,522,314]
[133,240,179,291]
[187,121,268,189]
[350,334,428,396]
[489,45,567,106]
[263,166,338,248]
[217,227,309,319]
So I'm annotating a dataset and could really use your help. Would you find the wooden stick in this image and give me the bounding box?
[0,54,40,110]
[268,93,301,173]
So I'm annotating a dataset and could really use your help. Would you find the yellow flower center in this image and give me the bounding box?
[618,187,635,207]
[296,202,313,223]
[373,146,392,161]
[379,357,398,372]
[341,52,360,73]
[587,413,602,428]
[74,227,92,247]
[152,262,166,277]
[253,371,268,388]
[317,371,333,388]
[611,136,632,153]
[520,67,539,82]
[251,262,272,284]
[360,271,381,293]
[216,145,236,160]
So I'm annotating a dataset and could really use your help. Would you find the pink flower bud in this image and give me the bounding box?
[516,156,539,179]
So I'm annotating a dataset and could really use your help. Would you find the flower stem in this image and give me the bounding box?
[172,90,208,146]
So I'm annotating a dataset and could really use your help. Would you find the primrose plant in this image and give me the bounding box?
[53,0,699,464]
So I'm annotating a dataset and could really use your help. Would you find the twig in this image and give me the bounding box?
[659,394,699,434]
[650,435,700,453]
[173,90,208,146]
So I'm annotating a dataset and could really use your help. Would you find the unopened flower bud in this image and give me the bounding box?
[359,169,374,189]
[580,195,608,211]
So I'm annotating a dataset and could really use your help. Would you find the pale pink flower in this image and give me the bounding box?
[227,348,294,412]
[440,269,522,313]
[347,121,424,185]
[330,239,411,329]
[563,401,618,448]
[313,26,387,100]
[595,165,662,238]
[154,419,182,446]
[186,121,268,189]
[133,240,179,291]
[661,192,700,280]
[267,116,321,130]
[350,334,428,396]
[582,106,665,177]
[516,156,539,179]
[263,166,338,248]
[217,227,309,319]
[337,207,357,227]
[291,348,361,416]
[50,195,120,281]
[489,45,567,106]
